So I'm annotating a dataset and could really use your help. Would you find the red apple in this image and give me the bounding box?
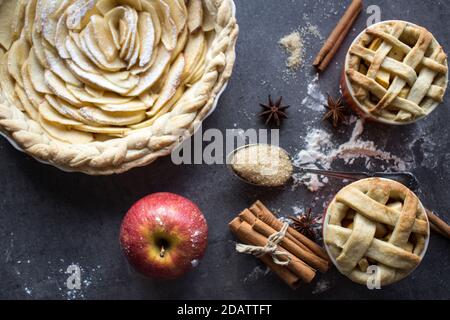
[119,192,208,280]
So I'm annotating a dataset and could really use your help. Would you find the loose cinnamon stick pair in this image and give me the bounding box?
[229,201,331,289]
[313,0,363,72]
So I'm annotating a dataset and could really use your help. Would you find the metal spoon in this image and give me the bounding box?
[227,144,418,189]
[297,167,420,191]
[228,144,449,238]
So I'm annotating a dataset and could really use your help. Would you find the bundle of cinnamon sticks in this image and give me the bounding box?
[229,201,331,289]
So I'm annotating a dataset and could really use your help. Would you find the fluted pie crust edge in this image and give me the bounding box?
[0,0,238,175]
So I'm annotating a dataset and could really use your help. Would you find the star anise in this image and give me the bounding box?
[289,208,320,241]
[259,95,290,126]
[323,94,346,128]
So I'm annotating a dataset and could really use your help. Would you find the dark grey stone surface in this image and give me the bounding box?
[1,0,449,300]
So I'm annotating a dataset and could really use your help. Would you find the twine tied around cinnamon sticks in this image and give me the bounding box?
[229,201,331,289]
[236,222,291,266]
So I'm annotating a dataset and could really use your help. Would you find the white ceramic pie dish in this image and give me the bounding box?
[341,20,449,125]
[322,178,430,287]
[0,1,237,174]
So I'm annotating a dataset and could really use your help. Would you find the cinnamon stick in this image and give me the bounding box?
[250,201,330,262]
[426,209,450,239]
[229,218,301,289]
[239,209,329,273]
[229,218,316,284]
[313,0,363,72]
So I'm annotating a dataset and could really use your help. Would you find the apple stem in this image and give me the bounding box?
[160,245,166,258]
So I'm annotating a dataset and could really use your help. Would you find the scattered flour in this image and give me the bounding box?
[313,278,332,294]
[293,119,408,192]
[244,266,270,283]
[301,74,327,112]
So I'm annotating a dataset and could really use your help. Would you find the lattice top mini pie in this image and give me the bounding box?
[0,0,238,174]
[324,178,429,286]
[344,20,448,124]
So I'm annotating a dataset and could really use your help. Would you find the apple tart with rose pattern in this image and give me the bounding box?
[0,0,238,174]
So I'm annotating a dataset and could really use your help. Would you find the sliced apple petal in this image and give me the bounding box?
[183,31,206,80]
[163,0,187,34]
[7,37,30,87]
[187,0,203,33]
[95,0,115,15]
[0,53,19,106]
[119,18,129,47]
[11,0,27,40]
[42,2,59,40]
[157,0,178,51]
[185,55,206,85]
[45,70,82,106]
[139,92,157,108]
[66,60,132,95]
[137,11,155,67]
[171,26,189,63]
[79,107,146,126]
[76,124,130,136]
[129,88,183,130]
[39,100,83,126]
[202,0,216,32]
[0,0,19,50]
[131,45,159,75]
[28,48,52,94]
[104,70,130,82]
[119,8,138,62]
[51,0,72,18]
[81,23,126,71]
[66,0,96,30]
[90,14,118,62]
[31,27,49,68]
[104,6,126,50]
[104,72,139,91]
[66,84,134,105]
[127,30,140,69]
[21,60,45,109]
[24,0,37,44]
[45,95,87,123]
[44,46,82,86]
[142,1,162,47]
[55,13,71,59]
[65,35,99,74]
[146,84,183,118]
[125,10,140,63]
[148,54,185,117]
[15,84,39,120]
[99,99,148,112]
[39,115,93,144]
[121,0,143,11]
[127,47,171,96]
